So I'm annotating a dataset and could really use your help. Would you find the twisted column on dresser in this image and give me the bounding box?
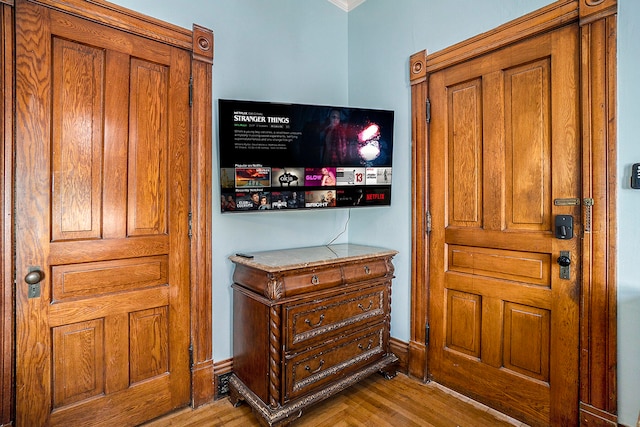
[385,256,394,351]
[266,273,284,409]
[268,305,282,409]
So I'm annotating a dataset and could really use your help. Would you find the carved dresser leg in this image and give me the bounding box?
[228,380,244,407]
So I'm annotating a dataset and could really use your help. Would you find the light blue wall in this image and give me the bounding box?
[616,0,640,425]
[107,1,639,425]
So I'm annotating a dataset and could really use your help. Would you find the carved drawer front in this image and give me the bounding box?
[283,324,385,402]
[282,266,344,296]
[284,283,387,350]
[342,259,389,283]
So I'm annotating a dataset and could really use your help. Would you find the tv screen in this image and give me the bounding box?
[218,99,394,213]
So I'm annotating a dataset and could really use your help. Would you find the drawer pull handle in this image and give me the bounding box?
[358,300,373,312]
[304,314,325,328]
[364,265,370,274]
[304,359,325,374]
[311,275,319,285]
[358,339,374,351]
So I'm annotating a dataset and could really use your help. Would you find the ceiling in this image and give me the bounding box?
[327,0,366,12]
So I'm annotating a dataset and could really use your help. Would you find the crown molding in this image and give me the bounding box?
[327,0,366,12]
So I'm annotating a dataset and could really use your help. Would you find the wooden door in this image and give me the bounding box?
[428,25,580,426]
[14,1,192,425]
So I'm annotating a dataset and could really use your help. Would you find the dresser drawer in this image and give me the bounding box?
[342,258,389,283]
[282,266,343,296]
[283,324,386,402]
[284,283,388,350]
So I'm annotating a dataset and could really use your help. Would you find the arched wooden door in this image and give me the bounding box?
[13,1,198,425]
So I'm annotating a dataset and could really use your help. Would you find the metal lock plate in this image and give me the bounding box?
[559,251,570,280]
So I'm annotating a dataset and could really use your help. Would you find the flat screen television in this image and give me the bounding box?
[218,99,394,213]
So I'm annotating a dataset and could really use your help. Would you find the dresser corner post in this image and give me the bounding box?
[268,303,283,409]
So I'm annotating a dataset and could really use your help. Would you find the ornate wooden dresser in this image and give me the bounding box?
[228,244,398,426]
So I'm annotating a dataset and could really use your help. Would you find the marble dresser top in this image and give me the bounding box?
[229,243,397,273]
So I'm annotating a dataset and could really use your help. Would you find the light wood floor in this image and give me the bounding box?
[143,373,529,427]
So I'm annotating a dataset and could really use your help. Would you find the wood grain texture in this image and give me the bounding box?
[420,8,580,426]
[14,1,193,424]
[505,59,551,230]
[14,4,55,425]
[408,51,428,381]
[143,373,527,427]
[189,23,214,407]
[446,290,481,358]
[51,38,104,240]
[130,307,169,383]
[0,3,14,425]
[127,58,169,236]
[579,0,617,24]
[51,256,168,300]
[579,8,618,422]
[4,0,214,424]
[448,78,482,227]
[411,2,618,421]
[52,319,105,407]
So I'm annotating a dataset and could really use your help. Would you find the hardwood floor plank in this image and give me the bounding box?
[142,373,528,427]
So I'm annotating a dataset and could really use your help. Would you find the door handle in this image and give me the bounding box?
[556,251,571,280]
[25,267,44,298]
[25,269,44,284]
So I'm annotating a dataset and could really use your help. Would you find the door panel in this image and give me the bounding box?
[51,38,104,241]
[428,25,580,426]
[505,59,551,231]
[15,1,191,425]
[128,58,169,236]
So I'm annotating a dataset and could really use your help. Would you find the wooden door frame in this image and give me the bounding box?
[409,0,618,424]
[1,1,14,425]
[0,0,214,423]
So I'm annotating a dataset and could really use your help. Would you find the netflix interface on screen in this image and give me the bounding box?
[219,99,394,213]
